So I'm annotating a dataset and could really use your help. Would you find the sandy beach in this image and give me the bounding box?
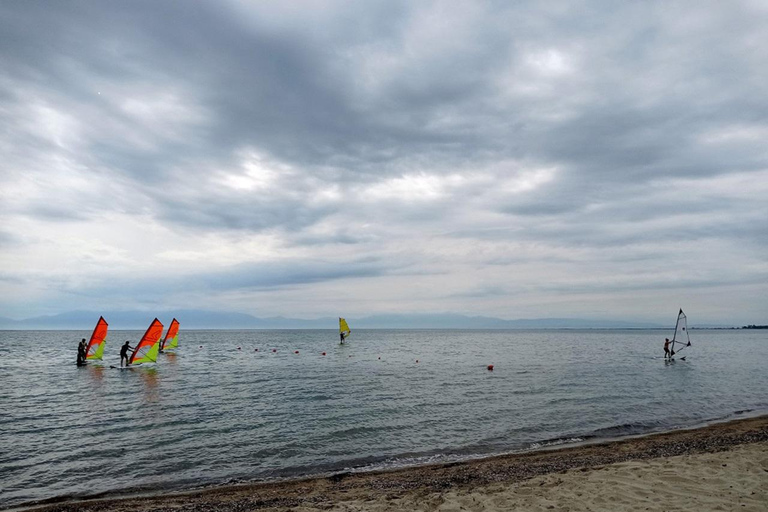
[16,414,768,512]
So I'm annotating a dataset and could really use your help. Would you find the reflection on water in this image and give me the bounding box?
[139,366,159,402]
[1,328,767,508]
[86,364,105,383]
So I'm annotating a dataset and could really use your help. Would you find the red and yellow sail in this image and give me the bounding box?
[163,318,180,351]
[85,316,108,360]
[129,318,163,365]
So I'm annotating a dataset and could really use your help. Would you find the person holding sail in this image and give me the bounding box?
[664,338,672,359]
[120,340,135,367]
[76,338,87,365]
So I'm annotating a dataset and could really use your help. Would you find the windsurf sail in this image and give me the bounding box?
[670,308,692,357]
[339,317,351,340]
[129,318,163,365]
[85,316,108,360]
[162,318,180,351]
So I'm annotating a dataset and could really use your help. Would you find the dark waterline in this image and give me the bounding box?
[1,329,766,508]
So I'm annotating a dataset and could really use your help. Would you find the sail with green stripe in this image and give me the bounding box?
[129,318,163,365]
[85,316,108,360]
[162,318,179,351]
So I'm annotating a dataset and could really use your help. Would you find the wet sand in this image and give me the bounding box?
[17,415,768,512]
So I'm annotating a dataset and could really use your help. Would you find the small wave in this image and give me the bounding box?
[528,437,585,450]
[588,421,665,438]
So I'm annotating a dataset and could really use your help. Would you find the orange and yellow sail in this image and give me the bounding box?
[162,318,180,351]
[85,316,108,360]
[129,318,163,365]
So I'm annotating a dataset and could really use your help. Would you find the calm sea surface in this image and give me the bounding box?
[1,328,766,508]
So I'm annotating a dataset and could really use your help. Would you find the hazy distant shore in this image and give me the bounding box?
[15,414,768,512]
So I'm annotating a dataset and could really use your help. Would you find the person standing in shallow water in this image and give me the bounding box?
[120,341,134,367]
[76,338,87,365]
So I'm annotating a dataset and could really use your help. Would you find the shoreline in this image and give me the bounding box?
[12,414,768,512]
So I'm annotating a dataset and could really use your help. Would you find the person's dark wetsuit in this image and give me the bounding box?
[664,338,671,359]
[120,341,134,367]
[77,339,87,365]
[340,332,345,344]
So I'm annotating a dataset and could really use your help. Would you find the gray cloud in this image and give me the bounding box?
[1,1,766,323]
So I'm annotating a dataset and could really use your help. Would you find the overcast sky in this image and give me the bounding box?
[1,1,766,324]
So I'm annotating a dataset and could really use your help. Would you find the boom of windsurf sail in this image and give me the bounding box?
[129,318,163,365]
[162,318,179,351]
[670,308,691,357]
[85,316,108,360]
[339,317,351,339]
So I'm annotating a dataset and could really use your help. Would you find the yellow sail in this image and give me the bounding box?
[339,317,351,338]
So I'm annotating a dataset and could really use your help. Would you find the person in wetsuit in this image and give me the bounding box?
[77,338,87,365]
[664,338,672,359]
[340,331,346,344]
[120,341,135,367]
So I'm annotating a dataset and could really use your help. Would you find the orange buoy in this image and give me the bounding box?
[487,364,494,371]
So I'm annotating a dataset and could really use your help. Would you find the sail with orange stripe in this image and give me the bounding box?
[85,316,108,360]
[162,318,180,351]
[129,318,163,365]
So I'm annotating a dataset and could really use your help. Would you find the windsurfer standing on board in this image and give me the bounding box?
[664,338,672,359]
[340,331,346,344]
[120,340,135,367]
[76,338,87,365]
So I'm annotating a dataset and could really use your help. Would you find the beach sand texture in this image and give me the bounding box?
[20,416,768,512]
[327,442,768,512]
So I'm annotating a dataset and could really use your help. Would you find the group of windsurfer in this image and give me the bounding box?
[78,339,136,366]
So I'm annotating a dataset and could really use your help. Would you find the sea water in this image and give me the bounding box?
[0,328,766,508]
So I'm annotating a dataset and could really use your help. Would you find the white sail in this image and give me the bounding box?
[670,308,691,357]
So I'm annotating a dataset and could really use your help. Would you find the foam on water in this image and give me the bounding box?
[0,328,766,508]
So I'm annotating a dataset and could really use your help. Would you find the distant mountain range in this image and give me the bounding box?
[0,310,673,330]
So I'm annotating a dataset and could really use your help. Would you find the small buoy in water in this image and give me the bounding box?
[237,347,241,350]
[255,348,258,352]
[378,356,381,360]
[272,349,277,353]
[199,345,202,349]
[487,364,494,371]
[322,352,326,356]
[294,350,299,354]
[416,359,419,363]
